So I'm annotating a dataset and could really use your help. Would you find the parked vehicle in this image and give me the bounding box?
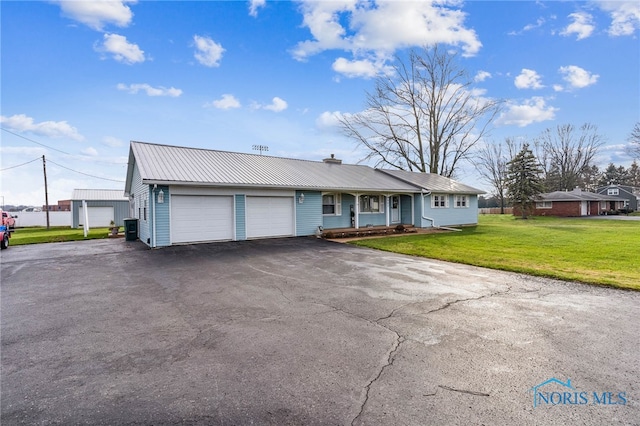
[1,210,17,229]
[0,225,9,249]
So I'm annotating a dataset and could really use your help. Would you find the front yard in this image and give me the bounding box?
[351,215,640,290]
[7,227,113,246]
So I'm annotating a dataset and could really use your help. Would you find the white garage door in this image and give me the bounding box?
[246,196,294,239]
[171,195,233,244]
[79,206,114,227]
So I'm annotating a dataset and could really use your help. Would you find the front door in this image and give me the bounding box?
[581,201,588,216]
[391,196,400,223]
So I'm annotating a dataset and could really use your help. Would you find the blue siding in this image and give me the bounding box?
[296,191,322,236]
[420,194,479,227]
[295,191,322,237]
[322,193,354,229]
[152,186,170,247]
[129,162,151,246]
[400,195,412,224]
[235,194,246,240]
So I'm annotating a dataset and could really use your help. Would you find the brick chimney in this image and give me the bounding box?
[323,154,342,164]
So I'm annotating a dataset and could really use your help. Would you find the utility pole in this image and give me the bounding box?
[43,155,50,230]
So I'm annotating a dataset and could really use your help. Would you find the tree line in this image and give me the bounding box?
[336,44,638,218]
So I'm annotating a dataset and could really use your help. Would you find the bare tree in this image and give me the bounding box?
[339,44,502,177]
[626,122,640,159]
[536,123,605,191]
[476,137,527,213]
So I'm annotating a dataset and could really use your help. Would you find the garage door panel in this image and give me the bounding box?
[79,207,114,227]
[171,195,233,244]
[246,196,294,239]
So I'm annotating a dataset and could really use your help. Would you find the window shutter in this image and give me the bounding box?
[335,194,342,216]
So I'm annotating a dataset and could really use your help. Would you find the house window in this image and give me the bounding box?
[322,193,342,215]
[454,195,468,208]
[431,194,449,208]
[143,199,147,221]
[536,201,552,209]
[600,201,607,209]
[608,188,619,195]
[359,195,384,213]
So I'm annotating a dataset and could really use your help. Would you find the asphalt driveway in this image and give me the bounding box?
[1,238,638,425]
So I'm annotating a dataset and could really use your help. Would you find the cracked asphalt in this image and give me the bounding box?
[1,237,639,425]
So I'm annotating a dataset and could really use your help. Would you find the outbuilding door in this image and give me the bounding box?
[171,195,233,243]
[78,206,114,227]
[246,196,294,239]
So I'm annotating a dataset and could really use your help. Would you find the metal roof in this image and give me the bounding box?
[127,141,423,193]
[71,189,128,200]
[537,190,626,202]
[377,169,485,194]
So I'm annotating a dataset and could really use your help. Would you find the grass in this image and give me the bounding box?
[351,215,640,291]
[8,227,113,246]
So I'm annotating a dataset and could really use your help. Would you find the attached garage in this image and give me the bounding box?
[171,195,234,243]
[246,196,294,239]
[78,206,114,227]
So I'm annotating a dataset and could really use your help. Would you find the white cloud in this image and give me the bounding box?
[249,0,266,17]
[496,97,558,127]
[117,83,182,97]
[596,1,640,36]
[316,111,343,129]
[558,65,599,89]
[81,147,99,156]
[96,33,145,64]
[207,94,241,109]
[0,114,84,141]
[292,0,481,77]
[193,35,225,67]
[55,0,136,31]
[102,136,124,147]
[474,70,492,83]
[509,17,546,35]
[251,97,288,112]
[332,57,392,79]
[514,69,544,89]
[560,11,595,40]
[264,97,288,112]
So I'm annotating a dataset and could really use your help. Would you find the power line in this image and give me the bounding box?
[0,157,42,171]
[46,159,125,183]
[1,127,72,155]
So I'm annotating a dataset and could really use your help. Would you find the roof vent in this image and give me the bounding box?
[323,154,342,164]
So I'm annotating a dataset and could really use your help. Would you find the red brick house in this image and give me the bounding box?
[522,188,627,217]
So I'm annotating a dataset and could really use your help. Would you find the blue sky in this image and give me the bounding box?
[1,0,639,206]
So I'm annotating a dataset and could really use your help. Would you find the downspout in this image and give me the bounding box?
[152,184,157,248]
[421,189,462,232]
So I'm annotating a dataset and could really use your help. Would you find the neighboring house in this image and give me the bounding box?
[124,141,484,248]
[596,185,640,211]
[521,188,626,217]
[71,189,130,228]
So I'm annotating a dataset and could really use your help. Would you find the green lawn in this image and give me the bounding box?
[351,215,640,291]
[8,227,113,246]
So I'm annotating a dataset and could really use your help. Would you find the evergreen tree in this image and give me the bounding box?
[506,144,544,219]
[598,163,627,186]
[627,161,640,187]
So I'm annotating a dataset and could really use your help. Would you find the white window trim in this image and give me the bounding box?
[454,195,469,208]
[536,201,552,209]
[431,194,449,208]
[608,188,619,195]
[322,193,342,216]
[359,195,384,214]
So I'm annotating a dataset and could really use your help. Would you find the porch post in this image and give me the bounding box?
[354,193,360,229]
[385,195,390,227]
[411,194,415,226]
